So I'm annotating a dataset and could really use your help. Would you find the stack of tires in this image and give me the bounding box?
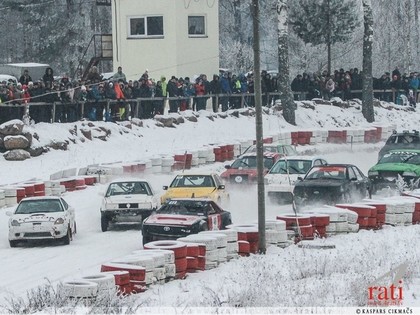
[276,214,314,241]
[336,203,379,230]
[213,146,222,162]
[100,262,146,294]
[45,180,64,196]
[227,224,259,254]
[264,220,289,246]
[0,189,5,208]
[308,215,330,238]
[143,240,188,280]
[62,280,98,299]
[210,229,239,260]
[161,156,175,173]
[150,156,163,174]
[132,249,171,284]
[185,243,200,273]
[4,187,18,206]
[110,255,154,288]
[138,249,176,282]
[383,198,415,226]
[177,234,218,270]
[199,231,228,264]
[79,274,116,296]
[101,270,131,295]
[302,206,359,234]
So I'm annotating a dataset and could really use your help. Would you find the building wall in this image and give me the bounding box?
[112,0,219,81]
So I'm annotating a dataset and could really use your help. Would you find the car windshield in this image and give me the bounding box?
[379,152,420,165]
[15,199,64,214]
[158,200,209,216]
[170,175,215,188]
[269,159,312,175]
[386,134,420,144]
[106,181,152,196]
[305,166,347,180]
[243,144,296,155]
[231,156,274,169]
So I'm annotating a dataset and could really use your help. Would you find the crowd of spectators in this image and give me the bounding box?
[291,67,419,106]
[0,65,419,124]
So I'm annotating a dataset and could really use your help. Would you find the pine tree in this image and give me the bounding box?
[289,0,360,74]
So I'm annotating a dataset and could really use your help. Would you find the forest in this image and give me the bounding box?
[0,0,418,78]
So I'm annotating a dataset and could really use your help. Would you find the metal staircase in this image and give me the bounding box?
[74,34,113,81]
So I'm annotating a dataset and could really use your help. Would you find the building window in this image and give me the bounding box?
[188,16,206,36]
[128,16,164,38]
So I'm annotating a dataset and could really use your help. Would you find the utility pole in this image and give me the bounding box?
[252,0,266,254]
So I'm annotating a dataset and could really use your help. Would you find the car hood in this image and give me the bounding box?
[11,212,63,222]
[266,174,299,184]
[294,179,346,188]
[105,195,153,203]
[221,169,263,176]
[144,214,203,226]
[370,163,420,174]
[163,187,216,199]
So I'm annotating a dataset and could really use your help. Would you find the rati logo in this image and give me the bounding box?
[367,262,408,307]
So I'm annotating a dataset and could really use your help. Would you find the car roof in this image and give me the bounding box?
[173,173,218,176]
[166,198,212,202]
[20,196,62,201]
[277,155,324,161]
[108,178,150,184]
[239,152,279,158]
[312,164,353,168]
[388,149,420,153]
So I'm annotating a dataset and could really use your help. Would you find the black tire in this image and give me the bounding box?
[62,227,71,245]
[200,222,209,231]
[101,214,109,232]
[9,240,18,248]
[142,233,152,246]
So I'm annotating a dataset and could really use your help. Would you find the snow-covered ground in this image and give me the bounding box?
[0,102,419,313]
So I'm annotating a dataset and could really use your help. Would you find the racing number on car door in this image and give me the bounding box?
[208,214,222,230]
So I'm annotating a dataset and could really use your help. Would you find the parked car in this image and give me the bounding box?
[265,156,328,203]
[6,196,76,247]
[293,164,371,209]
[100,179,160,232]
[378,130,420,160]
[142,198,232,245]
[240,143,298,157]
[368,149,420,193]
[221,152,281,184]
[160,173,229,205]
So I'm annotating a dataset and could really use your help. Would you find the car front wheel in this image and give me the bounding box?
[62,226,71,245]
[101,214,109,232]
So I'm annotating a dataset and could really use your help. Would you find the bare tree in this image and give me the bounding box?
[277,0,296,125]
[362,0,374,122]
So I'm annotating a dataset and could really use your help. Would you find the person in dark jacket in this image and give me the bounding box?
[42,67,54,90]
[167,76,179,113]
[19,70,32,85]
[210,74,221,112]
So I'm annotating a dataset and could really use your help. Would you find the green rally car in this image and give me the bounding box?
[368,149,420,193]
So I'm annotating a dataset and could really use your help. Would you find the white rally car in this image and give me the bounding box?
[265,156,328,204]
[100,179,160,232]
[7,196,76,247]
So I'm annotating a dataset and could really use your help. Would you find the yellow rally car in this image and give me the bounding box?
[161,173,229,205]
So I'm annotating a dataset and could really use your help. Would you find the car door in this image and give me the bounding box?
[60,198,75,231]
[351,166,368,198]
[206,202,222,231]
[213,174,227,200]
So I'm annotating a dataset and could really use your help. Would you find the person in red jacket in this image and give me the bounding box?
[195,78,206,111]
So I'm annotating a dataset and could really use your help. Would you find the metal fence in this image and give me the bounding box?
[0,89,418,124]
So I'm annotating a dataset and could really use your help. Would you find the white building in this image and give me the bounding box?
[111,0,220,81]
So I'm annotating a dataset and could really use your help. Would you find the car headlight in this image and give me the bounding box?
[54,218,65,225]
[104,202,118,210]
[11,220,20,226]
[403,171,417,177]
[368,170,378,176]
